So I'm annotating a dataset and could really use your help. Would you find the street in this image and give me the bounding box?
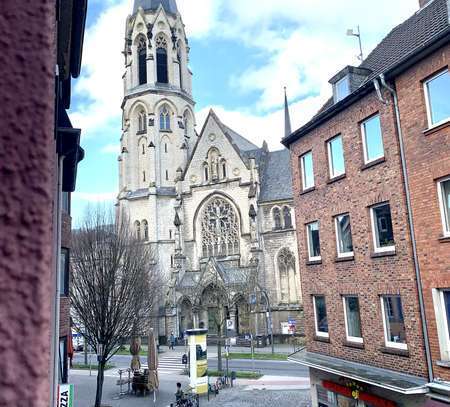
[72,351,309,377]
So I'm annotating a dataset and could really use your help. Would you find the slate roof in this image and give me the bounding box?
[221,124,259,152]
[133,0,178,14]
[284,0,450,145]
[259,149,293,203]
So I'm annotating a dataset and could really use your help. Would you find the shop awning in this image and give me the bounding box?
[288,349,428,395]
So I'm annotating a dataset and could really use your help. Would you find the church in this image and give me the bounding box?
[117,0,303,343]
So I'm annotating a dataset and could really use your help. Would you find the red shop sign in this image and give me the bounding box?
[323,381,397,407]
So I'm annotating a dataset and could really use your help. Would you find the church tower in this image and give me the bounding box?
[118,0,196,327]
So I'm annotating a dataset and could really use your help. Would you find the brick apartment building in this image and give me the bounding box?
[283,0,450,405]
[0,1,86,406]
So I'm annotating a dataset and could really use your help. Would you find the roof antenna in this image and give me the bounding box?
[347,25,364,62]
[284,87,292,139]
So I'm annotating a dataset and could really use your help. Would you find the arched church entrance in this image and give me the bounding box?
[179,298,193,335]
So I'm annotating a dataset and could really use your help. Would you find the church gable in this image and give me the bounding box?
[183,110,255,186]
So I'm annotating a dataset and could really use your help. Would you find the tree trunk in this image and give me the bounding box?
[217,336,222,373]
[95,360,105,407]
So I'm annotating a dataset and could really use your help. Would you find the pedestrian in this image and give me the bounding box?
[175,382,184,401]
[169,331,175,350]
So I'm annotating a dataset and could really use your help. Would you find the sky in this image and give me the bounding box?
[70,0,419,225]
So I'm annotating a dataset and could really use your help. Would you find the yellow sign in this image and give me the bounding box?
[187,329,208,395]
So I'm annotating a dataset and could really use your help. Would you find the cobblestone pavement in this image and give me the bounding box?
[204,388,311,407]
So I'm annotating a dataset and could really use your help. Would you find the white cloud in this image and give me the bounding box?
[72,0,420,148]
[101,143,120,154]
[72,192,117,202]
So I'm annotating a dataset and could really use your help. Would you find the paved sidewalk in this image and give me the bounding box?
[205,388,311,406]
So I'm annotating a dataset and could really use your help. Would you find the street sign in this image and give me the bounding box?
[57,384,74,407]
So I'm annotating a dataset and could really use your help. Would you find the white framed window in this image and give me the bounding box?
[438,177,450,237]
[380,296,407,350]
[334,214,354,258]
[306,221,321,261]
[334,76,350,102]
[361,114,384,164]
[432,288,450,361]
[313,296,329,338]
[327,135,345,178]
[370,203,395,253]
[300,151,314,191]
[424,69,450,127]
[343,296,363,343]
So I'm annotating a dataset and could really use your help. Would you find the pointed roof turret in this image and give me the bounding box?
[284,87,292,139]
[133,0,178,15]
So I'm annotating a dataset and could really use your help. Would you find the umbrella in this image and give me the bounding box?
[130,335,141,372]
[148,328,159,392]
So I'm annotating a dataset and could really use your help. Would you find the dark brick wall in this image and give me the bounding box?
[0,1,56,405]
[289,89,428,378]
[395,43,450,380]
[60,213,72,338]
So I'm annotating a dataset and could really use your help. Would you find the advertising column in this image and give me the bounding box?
[187,329,208,395]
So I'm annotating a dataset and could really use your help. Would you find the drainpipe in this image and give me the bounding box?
[374,74,433,383]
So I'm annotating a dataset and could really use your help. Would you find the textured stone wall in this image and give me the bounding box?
[395,43,450,380]
[0,1,56,406]
[289,89,428,378]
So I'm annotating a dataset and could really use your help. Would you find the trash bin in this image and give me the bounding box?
[256,335,266,348]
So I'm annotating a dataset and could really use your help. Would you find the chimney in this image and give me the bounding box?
[419,0,432,8]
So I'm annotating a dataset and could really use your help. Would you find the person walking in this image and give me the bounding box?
[169,332,176,350]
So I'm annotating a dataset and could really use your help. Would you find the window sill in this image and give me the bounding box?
[436,360,450,368]
[380,346,409,357]
[306,260,323,266]
[423,118,450,136]
[300,186,316,195]
[160,129,172,133]
[343,340,364,349]
[314,335,330,343]
[439,235,450,243]
[136,130,147,135]
[335,255,355,263]
[371,249,396,258]
[327,173,346,185]
[361,157,386,171]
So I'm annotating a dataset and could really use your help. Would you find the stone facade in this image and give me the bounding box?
[118,1,303,341]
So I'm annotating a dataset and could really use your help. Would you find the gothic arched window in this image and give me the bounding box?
[137,37,147,85]
[278,248,297,304]
[201,197,240,258]
[203,163,209,182]
[283,206,293,229]
[156,34,168,84]
[142,220,149,241]
[138,110,147,133]
[221,159,227,179]
[183,111,189,139]
[160,106,170,131]
[273,207,282,230]
[135,221,141,240]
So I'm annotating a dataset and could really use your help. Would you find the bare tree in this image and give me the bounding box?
[70,208,162,407]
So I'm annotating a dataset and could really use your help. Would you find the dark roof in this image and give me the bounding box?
[283,0,450,146]
[222,124,259,152]
[133,0,178,14]
[360,0,450,82]
[259,149,293,203]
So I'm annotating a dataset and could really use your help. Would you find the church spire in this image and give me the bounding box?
[284,87,292,139]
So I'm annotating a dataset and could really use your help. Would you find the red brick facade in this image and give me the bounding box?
[289,88,429,378]
[396,43,450,380]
